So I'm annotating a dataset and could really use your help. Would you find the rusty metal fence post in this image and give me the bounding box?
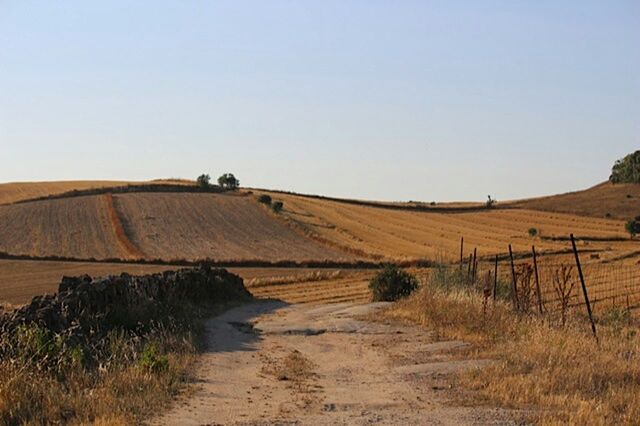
[570,234,597,340]
[532,246,543,314]
[508,244,519,310]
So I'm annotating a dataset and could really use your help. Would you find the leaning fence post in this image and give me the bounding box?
[467,253,473,284]
[508,244,519,310]
[532,245,543,314]
[570,234,597,340]
[493,254,498,301]
[472,248,478,286]
[460,237,464,268]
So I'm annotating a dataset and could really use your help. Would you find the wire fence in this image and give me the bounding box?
[459,237,640,320]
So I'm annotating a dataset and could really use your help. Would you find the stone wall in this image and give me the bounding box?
[0,266,252,337]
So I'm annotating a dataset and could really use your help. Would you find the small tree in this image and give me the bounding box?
[625,217,640,239]
[368,265,418,302]
[218,173,239,189]
[271,201,283,213]
[258,194,272,205]
[196,174,211,189]
[486,195,496,209]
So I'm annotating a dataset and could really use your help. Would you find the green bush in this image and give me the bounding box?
[610,151,640,184]
[368,265,418,302]
[625,217,640,239]
[258,194,272,205]
[138,342,169,373]
[528,227,538,237]
[271,201,284,213]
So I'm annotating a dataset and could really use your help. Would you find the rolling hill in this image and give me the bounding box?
[510,181,640,220]
[267,191,631,262]
[0,180,636,265]
[0,191,351,262]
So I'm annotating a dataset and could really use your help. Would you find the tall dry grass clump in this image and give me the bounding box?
[0,304,217,425]
[387,264,640,425]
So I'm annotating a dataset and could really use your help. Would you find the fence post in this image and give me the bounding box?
[508,244,519,310]
[460,237,464,268]
[467,253,473,284]
[493,254,498,301]
[532,245,543,314]
[472,248,478,286]
[570,234,597,340]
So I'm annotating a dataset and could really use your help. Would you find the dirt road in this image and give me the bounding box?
[154,302,515,425]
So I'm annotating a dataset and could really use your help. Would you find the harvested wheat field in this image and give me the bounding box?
[245,269,374,304]
[0,180,132,205]
[0,192,353,262]
[114,192,351,262]
[268,191,632,263]
[511,181,640,220]
[0,180,193,205]
[0,195,128,259]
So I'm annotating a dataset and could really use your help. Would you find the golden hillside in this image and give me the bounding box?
[511,181,640,220]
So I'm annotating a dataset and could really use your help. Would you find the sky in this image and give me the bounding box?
[0,1,638,201]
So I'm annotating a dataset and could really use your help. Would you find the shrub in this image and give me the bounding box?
[610,150,640,184]
[486,195,496,209]
[196,174,211,189]
[271,201,284,213]
[138,342,169,373]
[625,217,640,239]
[369,265,418,302]
[258,194,272,205]
[528,227,538,237]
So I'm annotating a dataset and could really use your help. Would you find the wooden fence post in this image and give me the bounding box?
[532,245,543,314]
[570,234,597,340]
[467,253,473,284]
[508,244,519,310]
[460,237,464,268]
[493,254,498,301]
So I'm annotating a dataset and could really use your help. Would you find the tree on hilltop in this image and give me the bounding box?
[196,174,211,189]
[218,173,239,189]
[610,151,640,184]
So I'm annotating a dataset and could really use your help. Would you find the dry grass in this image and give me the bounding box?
[271,191,631,263]
[387,267,640,424]
[0,314,203,425]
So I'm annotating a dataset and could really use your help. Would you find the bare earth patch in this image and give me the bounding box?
[154,302,517,425]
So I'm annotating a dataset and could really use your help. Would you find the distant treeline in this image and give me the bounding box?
[10,183,232,205]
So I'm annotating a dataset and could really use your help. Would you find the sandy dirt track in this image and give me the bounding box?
[155,302,515,425]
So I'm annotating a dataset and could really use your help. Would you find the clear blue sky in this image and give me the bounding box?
[1,1,638,201]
